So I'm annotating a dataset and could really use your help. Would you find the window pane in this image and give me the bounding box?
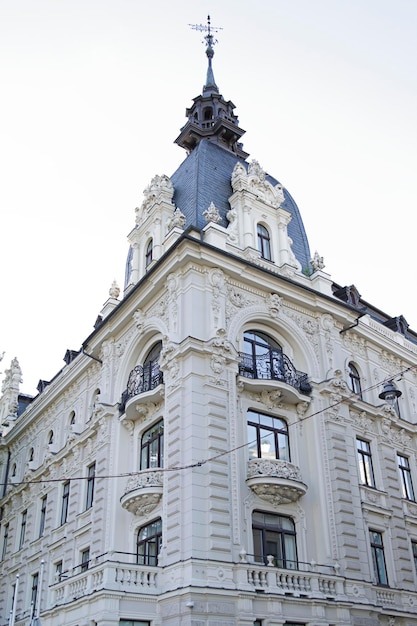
[277,432,290,461]
[284,533,297,569]
[247,424,258,459]
[259,429,275,459]
[253,528,263,561]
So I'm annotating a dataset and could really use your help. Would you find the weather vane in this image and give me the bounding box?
[189,14,223,51]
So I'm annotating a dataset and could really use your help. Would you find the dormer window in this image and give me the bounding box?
[257,224,271,261]
[145,239,153,268]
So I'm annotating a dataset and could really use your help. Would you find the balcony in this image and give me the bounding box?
[120,470,163,516]
[237,560,345,600]
[246,458,307,505]
[50,556,159,606]
[120,362,164,419]
[238,350,311,403]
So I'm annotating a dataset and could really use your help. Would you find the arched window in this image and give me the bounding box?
[136,518,162,566]
[28,448,34,462]
[252,511,297,568]
[143,342,163,391]
[125,341,163,401]
[145,239,153,268]
[242,330,283,379]
[48,430,54,445]
[240,330,311,394]
[257,224,271,261]
[247,410,290,462]
[11,463,17,477]
[69,411,76,426]
[348,363,362,398]
[141,420,164,469]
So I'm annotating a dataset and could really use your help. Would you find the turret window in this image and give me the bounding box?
[203,107,213,121]
[145,239,153,268]
[257,224,271,260]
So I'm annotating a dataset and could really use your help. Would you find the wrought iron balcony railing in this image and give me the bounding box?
[238,350,311,395]
[120,362,163,412]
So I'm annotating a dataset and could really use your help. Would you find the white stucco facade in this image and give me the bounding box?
[1,67,417,626]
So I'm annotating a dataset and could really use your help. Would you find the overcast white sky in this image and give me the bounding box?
[0,0,416,395]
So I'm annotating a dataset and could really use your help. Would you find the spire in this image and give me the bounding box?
[175,16,248,159]
[189,15,222,95]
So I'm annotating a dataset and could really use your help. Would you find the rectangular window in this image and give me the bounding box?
[252,511,297,569]
[370,529,388,586]
[19,510,27,549]
[397,454,415,501]
[39,495,47,538]
[55,560,63,582]
[61,481,70,525]
[1,522,9,560]
[85,463,96,510]
[81,547,90,572]
[119,621,151,626]
[357,439,375,487]
[31,572,39,616]
[412,540,417,574]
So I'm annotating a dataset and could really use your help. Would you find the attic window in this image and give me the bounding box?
[333,285,361,308]
[383,315,409,336]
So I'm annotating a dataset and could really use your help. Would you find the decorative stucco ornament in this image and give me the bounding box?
[203,201,221,224]
[136,174,175,224]
[109,280,120,299]
[266,293,282,318]
[167,207,186,231]
[231,160,285,208]
[311,250,325,271]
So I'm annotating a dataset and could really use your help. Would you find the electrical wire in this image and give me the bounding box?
[1,364,416,489]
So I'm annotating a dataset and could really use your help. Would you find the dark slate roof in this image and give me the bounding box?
[170,139,312,272]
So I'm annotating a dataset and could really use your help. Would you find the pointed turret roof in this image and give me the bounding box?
[175,16,248,159]
[170,18,312,272]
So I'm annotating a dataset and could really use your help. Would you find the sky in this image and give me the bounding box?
[0,0,416,396]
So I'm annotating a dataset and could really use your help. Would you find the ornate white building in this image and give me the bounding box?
[1,22,417,626]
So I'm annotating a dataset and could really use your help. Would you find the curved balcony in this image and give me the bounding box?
[238,350,311,404]
[120,470,163,516]
[246,458,307,505]
[120,362,164,419]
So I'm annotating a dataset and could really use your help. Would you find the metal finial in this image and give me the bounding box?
[189,14,223,52]
[189,15,222,94]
